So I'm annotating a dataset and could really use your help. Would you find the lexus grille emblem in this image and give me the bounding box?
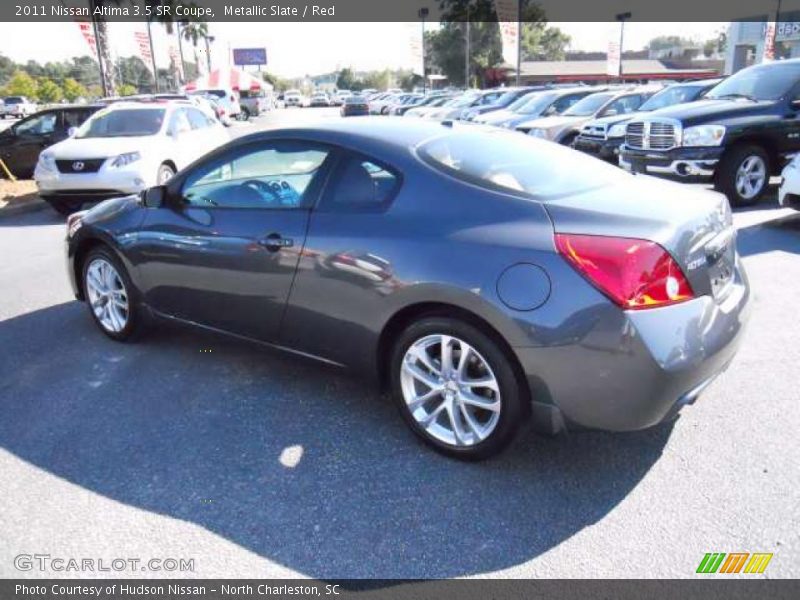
[72,161,85,171]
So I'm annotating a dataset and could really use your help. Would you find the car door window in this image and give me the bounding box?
[553,93,585,113]
[181,141,331,209]
[186,108,210,130]
[322,154,400,212]
[14,112,56,136]
[62,109,92,131]
[168,108,191,136]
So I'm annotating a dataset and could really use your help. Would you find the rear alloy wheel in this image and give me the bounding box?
[390,317,526,460]
[157,163,175,185]
[716,145,770,207]
[82,247,141,341]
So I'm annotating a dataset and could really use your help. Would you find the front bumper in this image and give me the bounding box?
[619,145,724,181]
[515,260,751,434]
[573,136,624,161]
[35,162,153,201]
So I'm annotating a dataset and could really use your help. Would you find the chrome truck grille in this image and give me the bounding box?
[625,120,679,150]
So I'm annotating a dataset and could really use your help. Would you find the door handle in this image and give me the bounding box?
[259,232,294,252]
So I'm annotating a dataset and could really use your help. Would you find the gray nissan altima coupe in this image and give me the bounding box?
[65,118,750,459]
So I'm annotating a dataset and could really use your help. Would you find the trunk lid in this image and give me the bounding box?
[543,175,736,302]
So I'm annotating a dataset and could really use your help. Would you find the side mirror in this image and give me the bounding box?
[67,126,78,137]
[142,185,166,208]
[603,109,618,117]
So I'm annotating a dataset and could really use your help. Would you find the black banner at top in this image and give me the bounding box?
[3,0,800,22]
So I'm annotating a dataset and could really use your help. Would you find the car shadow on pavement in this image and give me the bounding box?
[0,301,674,580]
[736,211,800,257]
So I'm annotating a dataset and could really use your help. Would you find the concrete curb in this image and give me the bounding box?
[0,198,49,219]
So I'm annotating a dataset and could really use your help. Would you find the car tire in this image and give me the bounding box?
[389,316,527,460]
[715,144,770,207]
[49,199,84,216]
[156,163,175,185]
[81,246,142,342]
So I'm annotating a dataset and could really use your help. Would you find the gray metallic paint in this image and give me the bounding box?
[67,119,750,434]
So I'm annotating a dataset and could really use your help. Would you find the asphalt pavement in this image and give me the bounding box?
[0,108,798,579]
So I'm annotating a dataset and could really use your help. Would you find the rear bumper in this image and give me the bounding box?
[619,145,724,181]
[515,260,751,434]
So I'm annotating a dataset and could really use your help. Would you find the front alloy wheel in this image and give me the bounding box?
[391,317,526,460]
[82,247,141,341]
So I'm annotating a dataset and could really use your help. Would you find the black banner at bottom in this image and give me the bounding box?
[3,580,800,600]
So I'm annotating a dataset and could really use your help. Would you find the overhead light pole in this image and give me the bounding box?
[616,12,632,80]
[418,7,429,93]
[205,35,216,73]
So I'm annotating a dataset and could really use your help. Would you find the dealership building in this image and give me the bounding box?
[726,20,800,73]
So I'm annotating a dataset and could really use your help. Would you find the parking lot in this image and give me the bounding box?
[0,106,799,579]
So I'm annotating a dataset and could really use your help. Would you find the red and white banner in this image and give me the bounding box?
[495,0,519,67]
[607,39,621,77]
[184,68,263,92]
[134,30,154,74]
[76,21,98,60]
[763,21,777,62]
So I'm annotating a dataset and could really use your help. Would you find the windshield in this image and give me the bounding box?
[450,93,480,108]
[75,108,165,138]
[639,84,706,110]
[563,93,614,116]
[418,130,626,198]
[515,92,560,115]
[706,62,800,101]
[5,97,23,104]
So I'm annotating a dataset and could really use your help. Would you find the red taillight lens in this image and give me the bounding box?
[555,233,694,310]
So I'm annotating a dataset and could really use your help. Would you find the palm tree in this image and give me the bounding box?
[180,20,210,78]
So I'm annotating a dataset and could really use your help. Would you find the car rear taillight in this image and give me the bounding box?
[555,233,694,310]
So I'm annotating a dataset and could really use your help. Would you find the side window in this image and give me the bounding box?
[181,141,330,209]
[14,112,57,136]
[186,108,209,130]
[603,95,644,116]
[324,154,400,211]
[553,94,584,113]
[168,108,191,135]
[63,109,90,130]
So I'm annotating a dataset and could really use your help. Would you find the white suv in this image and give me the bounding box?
[2,96,37,119]
[35,101,229,214]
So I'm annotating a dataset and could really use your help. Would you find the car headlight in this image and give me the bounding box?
[111,151,141,168]
[607,122,628,138]
[39,152,56,171]
[682,125,726,147]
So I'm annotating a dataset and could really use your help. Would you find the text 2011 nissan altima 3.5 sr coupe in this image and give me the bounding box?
[65,119,750,460]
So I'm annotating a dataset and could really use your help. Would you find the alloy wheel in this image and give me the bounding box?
[735,155,766,200]
[85,258,129,333]
[400,334,501,447]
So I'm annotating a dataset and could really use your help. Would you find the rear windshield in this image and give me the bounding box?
[76,108,165,138]
[417,129,627,198]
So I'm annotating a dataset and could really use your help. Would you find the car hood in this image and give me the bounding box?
[517,115,583,130]
[47,136,161,159]
[645,98,777,125]
[476,109,516,124]
[585,112,644,128]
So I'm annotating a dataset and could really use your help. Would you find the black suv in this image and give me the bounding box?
[619,60,800,206]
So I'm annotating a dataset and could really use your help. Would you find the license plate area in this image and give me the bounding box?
[706,230,736,299]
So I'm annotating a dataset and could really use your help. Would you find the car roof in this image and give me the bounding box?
[235,117,465,151]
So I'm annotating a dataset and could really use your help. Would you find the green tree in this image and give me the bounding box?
[118,83,137,96]
[262,72,290,92]
[62,78,88,102]
[1,70,38,98]
[36,78,63,103]
[647,36,693,52]
[336,67,358,90]
[116,56,154,92]
[0,54,16,87]
[521,22,571,61]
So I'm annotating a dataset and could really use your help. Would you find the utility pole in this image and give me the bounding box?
[146,20,159,92]
[176,21,186,85]
[418,7,429,93]
[205,35,216,73]
[87,0,108,96]
[516,0,521,86]
[465,7,470,88]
